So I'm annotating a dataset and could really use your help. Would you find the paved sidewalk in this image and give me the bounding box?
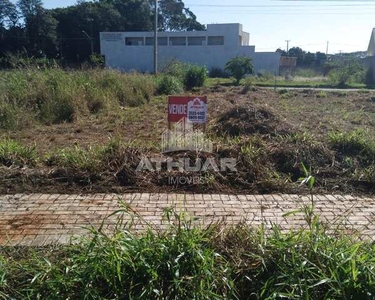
[1,193,375,246]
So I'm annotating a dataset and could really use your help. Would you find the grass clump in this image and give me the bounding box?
[359,166,375,183]
[45,139,126,172]
[316,90,328,98]
[329,130,375,161]
[45,145,104,172]
[0,139,38,167]
[240,77,255,94]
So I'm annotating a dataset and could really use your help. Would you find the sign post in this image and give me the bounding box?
[167,96,207,149]
[168,96,207,124]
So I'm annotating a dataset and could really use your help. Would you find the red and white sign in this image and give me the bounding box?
[168,96,207,123]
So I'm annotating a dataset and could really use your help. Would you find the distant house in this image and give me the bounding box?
[279,56,297,76]
[100,23,280,74]
[365,28,375,83]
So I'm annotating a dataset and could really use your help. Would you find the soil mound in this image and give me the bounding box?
[212,104,292,136]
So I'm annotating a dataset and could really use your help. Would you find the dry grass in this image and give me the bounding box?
[1,80,375,195]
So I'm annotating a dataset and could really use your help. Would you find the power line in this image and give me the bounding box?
[188,3,375,7]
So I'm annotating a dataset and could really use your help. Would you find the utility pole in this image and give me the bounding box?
[154,0,158,74]
[285,40,291,53]
[326,41,329,55]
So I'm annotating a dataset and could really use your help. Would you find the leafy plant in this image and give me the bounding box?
[184,65,207,89]
[157,75,184,95]
[224,56,254,85]
[299,162,316,208]
[89,54,105,68]
[328,58,365,87]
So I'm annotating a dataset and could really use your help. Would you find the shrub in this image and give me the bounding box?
[184,65,207,89]
[225,56,254,85]
[328,58,365,87]
[365,65,375,87]
[0,139,38,167]
[156,75,184,95]
[160,59,189,81]
[240,77,254,94]
[209,67,230,78]
[256,70,274,82]
[89,54,105,68]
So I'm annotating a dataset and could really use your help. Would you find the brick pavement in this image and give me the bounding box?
[1,193,375,246]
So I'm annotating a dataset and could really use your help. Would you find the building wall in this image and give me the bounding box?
[366,29,375,84]
[100,24,280,74]
[364,56,375,84]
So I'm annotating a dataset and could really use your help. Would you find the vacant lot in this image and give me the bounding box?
[0,70,374,195]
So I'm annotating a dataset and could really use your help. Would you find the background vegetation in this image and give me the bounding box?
[0,0,204,66]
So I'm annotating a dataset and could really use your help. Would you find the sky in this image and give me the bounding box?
[11,0,375,54]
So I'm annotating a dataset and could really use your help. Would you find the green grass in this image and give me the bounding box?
[207,74,368,89]
[45,139,135,172]
[206,76,367,89]
[0,69,156,129]
[1,207,375,299]
[254,77,366,89]
[329,130,375,162]
[0,139,38,167]
[45,145,105,172]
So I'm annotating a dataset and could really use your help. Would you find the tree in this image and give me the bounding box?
[328,58,364,87]
[1,0,205,65]
[17,0,58,57]
[224,56,254,85]
[304,52,316,67]
[0,0,18,28]
[276,48,287,56]
[315,52,327,66]
[287,47,305,66]
[158,0,205,31]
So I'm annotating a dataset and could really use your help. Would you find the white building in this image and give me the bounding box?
[366,28,375,83]
[100,23,280,74]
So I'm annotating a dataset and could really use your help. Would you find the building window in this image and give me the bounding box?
[145,37,168,46]
[208,36,224,46]
[169,37,186,46]
[188,36,206,46]
[125,37,143,46]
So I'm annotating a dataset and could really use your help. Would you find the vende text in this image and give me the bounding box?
[169,104,187,115]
